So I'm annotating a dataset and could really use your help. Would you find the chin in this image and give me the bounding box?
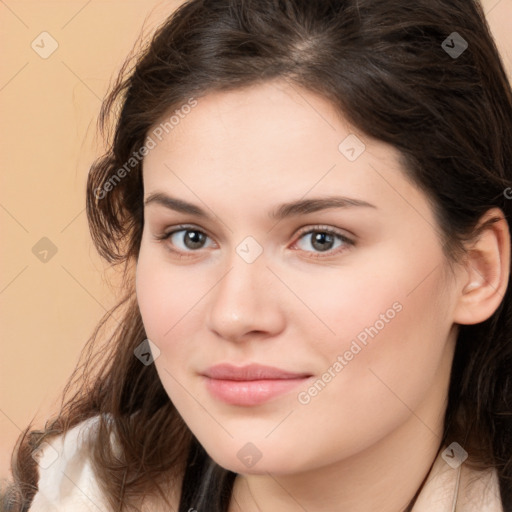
[203,442,307,476]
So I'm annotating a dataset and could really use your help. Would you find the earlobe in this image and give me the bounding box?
[453,208,510,325]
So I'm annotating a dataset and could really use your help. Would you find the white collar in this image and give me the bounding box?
[412,448,503,511]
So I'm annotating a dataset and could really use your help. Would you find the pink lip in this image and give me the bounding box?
[201,364,312,406]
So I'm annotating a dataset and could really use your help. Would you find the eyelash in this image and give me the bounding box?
[153,224,355,260]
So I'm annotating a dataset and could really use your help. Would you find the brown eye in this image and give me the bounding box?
[307,232,336,252]
[166,228,211,251]
[292,226,354,257]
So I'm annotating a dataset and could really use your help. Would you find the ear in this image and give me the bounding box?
[453,208,510,325]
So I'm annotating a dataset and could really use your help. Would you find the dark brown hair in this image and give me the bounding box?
[3,0,512,510]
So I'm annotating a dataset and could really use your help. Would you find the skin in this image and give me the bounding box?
[135,79,510,511]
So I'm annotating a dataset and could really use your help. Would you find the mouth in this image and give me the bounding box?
[201,363,313,406]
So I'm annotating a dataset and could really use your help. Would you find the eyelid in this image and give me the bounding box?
[293,224,354,243]
[154,224,216,246]
[289,224,355,257]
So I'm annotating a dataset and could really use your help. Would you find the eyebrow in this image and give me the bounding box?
[144,192,377,221]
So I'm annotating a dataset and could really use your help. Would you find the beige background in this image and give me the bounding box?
[1,0,511,480]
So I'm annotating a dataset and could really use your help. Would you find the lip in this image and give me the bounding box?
[201,363,312,406]
[202,363,311,381]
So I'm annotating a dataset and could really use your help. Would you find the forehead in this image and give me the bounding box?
[141,80,432,226]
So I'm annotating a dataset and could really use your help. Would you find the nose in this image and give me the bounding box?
[205,251,285,343]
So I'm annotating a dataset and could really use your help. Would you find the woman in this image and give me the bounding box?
[3,0,512,510]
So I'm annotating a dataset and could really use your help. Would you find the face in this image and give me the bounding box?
[135,80,461,475]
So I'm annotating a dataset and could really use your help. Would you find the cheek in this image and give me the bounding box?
[136,262,170,339]
[285,274,454,466]
[135,246,201,340]
[300,258,454,426]
[314,239,454,365]
[135,253,201,401]
[299,243,454,397]
[291,257,408,364]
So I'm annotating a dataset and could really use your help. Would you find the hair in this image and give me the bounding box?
[3,0,512,510]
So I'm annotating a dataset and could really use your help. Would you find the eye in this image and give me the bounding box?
[154,224,354,259]
[291,225,354,257]
[154,225,215,256]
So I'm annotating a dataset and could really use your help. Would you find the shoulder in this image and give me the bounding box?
[412,445,504,512]
[29,415,110,512]
[29,415,182,512]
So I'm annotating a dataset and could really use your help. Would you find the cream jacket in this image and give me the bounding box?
[28,416,504,511]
